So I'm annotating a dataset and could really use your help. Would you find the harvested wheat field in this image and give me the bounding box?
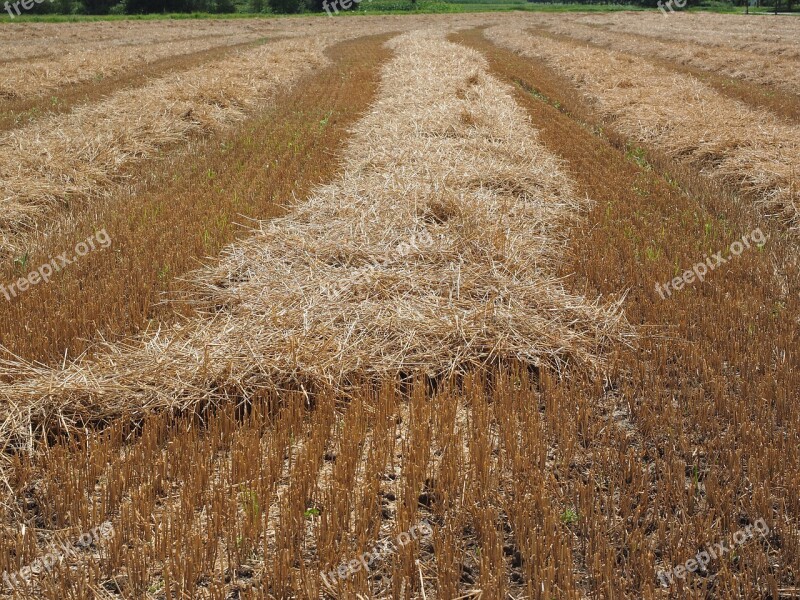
[486,23,800,230]
[531,13,800,96]
[0,11,798,600]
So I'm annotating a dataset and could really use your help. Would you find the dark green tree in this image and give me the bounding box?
[268,0,300,12]
[214,0,235,12]
[82,0,117,13]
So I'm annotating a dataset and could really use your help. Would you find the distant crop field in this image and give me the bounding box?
[0,12,798,600]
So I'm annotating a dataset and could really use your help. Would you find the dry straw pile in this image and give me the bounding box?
[0,29,626,456]
[0,36,336,257]
[0,19,269,62]
[561,11,800,58]
[488,25,800,230]
[0,33,260,102]
[0,16,384,101]
[532,14,800,95]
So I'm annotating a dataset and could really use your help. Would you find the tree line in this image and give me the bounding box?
[11,0,331,15]
[9,0,795,17]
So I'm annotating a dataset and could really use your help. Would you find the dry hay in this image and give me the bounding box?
[0,14,500,65]
[557,11,800,58]
[0,29,627,458]
[0,19,276,62]
[0,33,262,102]
[0,36,338,258]
[0,15,516,259]
[530,14,800,96]
[488,25,800,231]
[0,16,384,100]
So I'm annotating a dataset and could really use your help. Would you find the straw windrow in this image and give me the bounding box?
[0,36,336,257]
[0,29,627,455]
[530,14,800,97]
[565,11,800,59]
[0,32,262,103]
[487,25,800,231]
